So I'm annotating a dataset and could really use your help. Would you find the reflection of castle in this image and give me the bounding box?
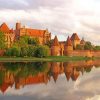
[0,23,51,47]
[0,60,100,94]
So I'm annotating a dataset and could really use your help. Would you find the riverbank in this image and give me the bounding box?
[0,56,98,62]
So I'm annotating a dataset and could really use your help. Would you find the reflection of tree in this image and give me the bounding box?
[0,60,100,93]
[0,71,5,85]
[3,62,49,78]
[84,67,92,73]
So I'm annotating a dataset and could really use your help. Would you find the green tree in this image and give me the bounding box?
[13,35,30,47]
[28,38,39,46]
[27,46,35,57]
[34,45,50,58]
[76,44,84,50]
[20,46,29,57]
[93,46,100,50]
[5,46,21,57]
[45,39,53,47]
[84,41,93,50]
[0,31,7,49]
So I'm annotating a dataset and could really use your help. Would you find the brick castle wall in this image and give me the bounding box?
[66,50,100,57]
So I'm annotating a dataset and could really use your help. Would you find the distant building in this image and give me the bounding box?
[51,33,84,56]
[0,22,51,48]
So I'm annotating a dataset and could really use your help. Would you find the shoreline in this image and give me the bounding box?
[0,56,99,62]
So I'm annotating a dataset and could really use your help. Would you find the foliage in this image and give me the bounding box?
[5,46,21,57]
[0,31,7,49]
[93,46,100,50]
[34,45,50,58]
[45,39,53,47]
[28,38,39,46]
[13,35,30,47]
[76,44,84,50]
[20,46,29,57]
[27,46,35,57]
[84,41,93,50]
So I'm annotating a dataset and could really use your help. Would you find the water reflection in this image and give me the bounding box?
[0,60,100,94]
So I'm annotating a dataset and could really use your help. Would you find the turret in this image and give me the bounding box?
[16,22,21,30]
[64,36,73,56]
[80,37,85,45]
[51,36,60,56]
[70,33,80,49]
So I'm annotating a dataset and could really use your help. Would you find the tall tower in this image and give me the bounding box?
[51,36,60,56]
[64,36,73,56]
[70,33,80,49]
[16,22,21,30]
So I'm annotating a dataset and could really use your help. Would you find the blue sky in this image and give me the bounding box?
[0,0,100,44]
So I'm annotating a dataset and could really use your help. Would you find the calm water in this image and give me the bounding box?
[0,60,100,100]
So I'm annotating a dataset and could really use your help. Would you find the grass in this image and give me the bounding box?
[0,56,96,62]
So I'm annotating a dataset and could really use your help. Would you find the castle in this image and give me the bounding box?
[51,33,83,56]
[0,22,51,48]
[0,22,100,57]
[51,34,100,57]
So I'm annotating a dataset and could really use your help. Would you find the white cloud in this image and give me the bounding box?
[0,0,100,44]
[86,95,100,100]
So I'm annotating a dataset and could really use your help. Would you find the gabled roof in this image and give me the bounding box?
[26,28,45,37]
[65,36,72,46]
[52,36,59,46]
[0,23,10,33]
[70,33,80,41]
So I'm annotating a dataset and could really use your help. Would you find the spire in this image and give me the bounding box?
[0,23,10,32]
[71,68,80,81]
[65,72,71,81]
[70,33,80,41]
[65,36,72,46]
[52,73,59,83]
[80,37,85,44]
[52,36,59,46]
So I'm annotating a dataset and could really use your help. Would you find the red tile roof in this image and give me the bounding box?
[52,36,59,46]
[0,23,10,33]
[26,28,45,37]
[70,33,80,41]
[65,36,72,46]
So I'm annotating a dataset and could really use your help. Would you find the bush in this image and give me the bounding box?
[5,46,21,57]
[84,41,93,50]
[20,46,29,57]
[34,45,50,58]
[27,46,35,57]
[28,38,39,46]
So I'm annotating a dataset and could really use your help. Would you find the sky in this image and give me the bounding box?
[0,0,100,45]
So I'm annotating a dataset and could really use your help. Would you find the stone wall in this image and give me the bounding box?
[66,50,100,57]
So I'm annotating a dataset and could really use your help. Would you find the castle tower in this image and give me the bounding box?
[16,22,21,30]
[80,37,85,46]
[51,36,60,56]
[70,33,80,49]
[64,36,73,56]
